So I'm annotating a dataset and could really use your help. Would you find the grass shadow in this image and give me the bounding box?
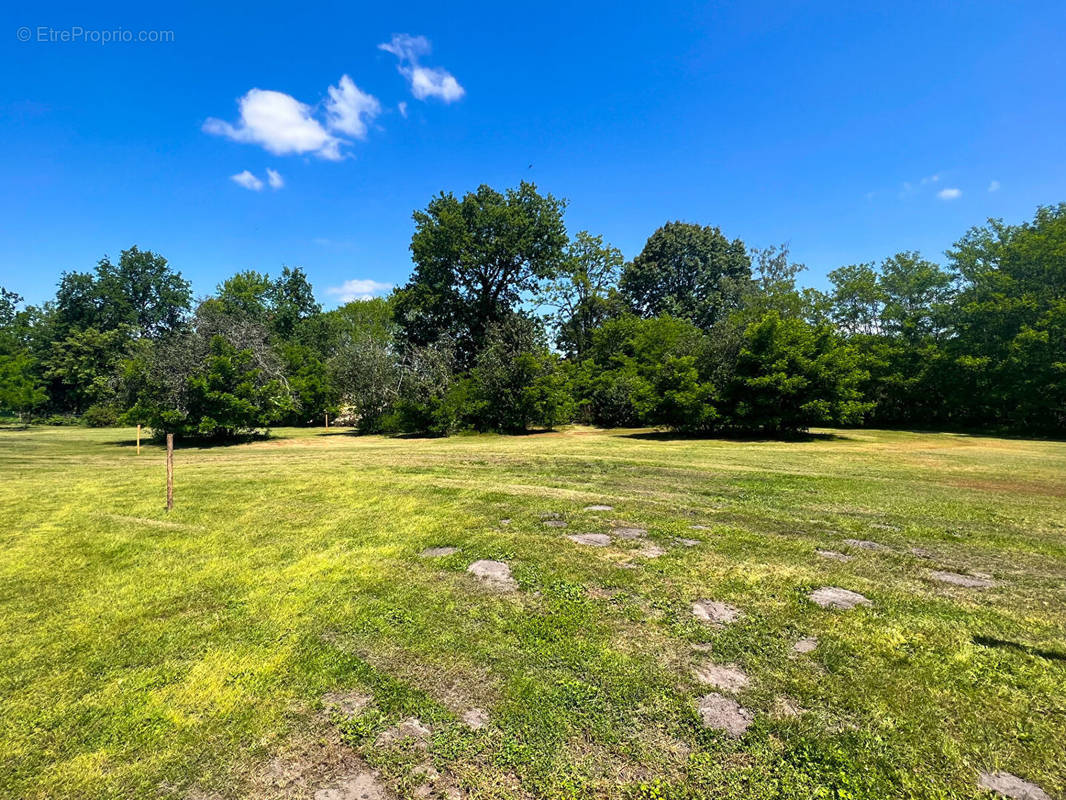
[973,634,1066,662]
[620,430,851,443]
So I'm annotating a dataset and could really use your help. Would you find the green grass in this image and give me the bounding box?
[1,425,1064,800]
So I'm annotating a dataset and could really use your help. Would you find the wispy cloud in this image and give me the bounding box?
[325,278,393,302]
[231,170,264,191]
[937,187,962,200]
[325,75,381,139]
[266,168,284,189]
[988,180,1000,192]
[379,33,465,103]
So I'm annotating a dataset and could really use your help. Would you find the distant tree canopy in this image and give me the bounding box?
[1,192,1063,437]
[621,221,752,330]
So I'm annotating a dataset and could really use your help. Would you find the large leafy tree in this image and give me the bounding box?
[394,182,568,367]
[949,204,1066,430]
[56,247,191,339]
[721,311,869,434]
[540,231,626,359]
[620,221,751,330]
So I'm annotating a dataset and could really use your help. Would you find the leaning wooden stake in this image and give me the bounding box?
[136,424,141,455]
[325,412,329,429]
[165,433,174,511]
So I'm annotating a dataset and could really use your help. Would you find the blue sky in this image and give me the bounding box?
[2,1,1065,307]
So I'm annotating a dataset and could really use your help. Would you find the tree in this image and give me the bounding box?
[720,312,869,434]
[395,182,568,366]
[0,351,45,420]
[540,231,626,358]
[827,263,884,336]
[948,204,1066,430]
[878,252,955,342]
[121,301,291,438]
[44,326,131,414]
[468,315,572,433]
[620,221,751,330]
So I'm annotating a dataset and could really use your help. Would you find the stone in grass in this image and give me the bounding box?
[843,538,890,552]
[584,504,614,511]
[314,772,387,800]
[690,524,712,530]
[695,693,753,737]
[499,518,511,526]
[376,717,431,748]
[466,560,518,591]
[676,538,700,547]
[612,526,647,539]
[638,543,667,558]
[931,570,996,589]
[543,519,568,528]
[816,549,853,562]
[420,546,458,558]
[793,636,819,654]
[978,772,1051,800]
[809,587,870,610]
[692,600,742,627]
[567,533,612,547]
[321,691,371,717]
[693,663,750,693]
[461,707,489,730]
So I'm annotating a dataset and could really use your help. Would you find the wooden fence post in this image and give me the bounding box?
[136,424,141,455]
[325,412,329,430]
[166,433,174,511]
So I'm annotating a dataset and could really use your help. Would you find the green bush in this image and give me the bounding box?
[82,404,120,427]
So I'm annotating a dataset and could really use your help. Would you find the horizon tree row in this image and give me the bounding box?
[1,185,1063,436]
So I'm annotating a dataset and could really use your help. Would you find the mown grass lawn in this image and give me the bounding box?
[1,425,1064,800]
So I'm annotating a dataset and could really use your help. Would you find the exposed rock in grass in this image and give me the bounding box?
[420,547,458,558]
[690,525,711,530]
[567,533,611,547]
[695,693,753,736]
[931,570,996,588]
[693,662,749,693]
[809,587,870,610]
[638,543,666,558]
[771,696,803,718]
[691,600,742,626]
[543,519,568,528]
[978,771,1051,800]
[909,547,933,558]
[843,538,890,551]
[313,772,387,800]
[691,642,715,652]
[460,707,489,729]
[499,518,511,526]
[322,691,372,717]
[676,538,700,547]
[816,549,853,562]
[584,504,613,511]
[376,717,431,748]
[612,526,647,539]
[466,560,518,591]
[792,636,819,653]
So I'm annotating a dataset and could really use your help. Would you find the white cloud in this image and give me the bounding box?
[205,88,344,159]
[398,101,408,118]
[230,170,264,191]
[921,173,941,185]
[378,33,431,62]
[409,66,465,102]
[266,168,284,189]
[325,279,393,302]
[325,74,381,139]
[988,180,1000,192]
[379,33,465,103]
[937,187,962,200]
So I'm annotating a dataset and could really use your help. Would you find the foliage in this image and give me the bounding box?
[620,221,751,330]
[721,312,869,433]
[395,182,568,366]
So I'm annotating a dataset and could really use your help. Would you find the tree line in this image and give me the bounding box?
[1,184,1063,437]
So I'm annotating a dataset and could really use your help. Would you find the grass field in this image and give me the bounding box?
[1,425,1064,800]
